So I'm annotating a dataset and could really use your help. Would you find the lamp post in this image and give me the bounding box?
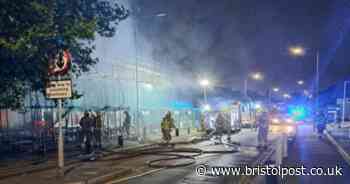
[132,8,167,140]
[244,72,263,97]
[342,81,350,124]
[199,79,210,105]
[288,46,320,114]
[297,80,304,85]
[269,87,280,102]
[273,87,280,92]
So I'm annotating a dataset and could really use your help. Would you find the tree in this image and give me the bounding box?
[0,0,129,109]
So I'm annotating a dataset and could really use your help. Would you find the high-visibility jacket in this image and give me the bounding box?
[95,115,103,129]
[161,117,175,129]
[215,113,226,129]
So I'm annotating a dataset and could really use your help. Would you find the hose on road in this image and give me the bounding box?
[0,137,242,180]
[96,141,239,168]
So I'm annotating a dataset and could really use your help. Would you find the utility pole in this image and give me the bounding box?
[133,8,141,141]
[203,86,208,104]
[342,81,349,124]
[316,51,320,113]
[244,79,248,97]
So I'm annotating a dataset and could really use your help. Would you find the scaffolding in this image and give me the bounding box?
[0,60,199,158]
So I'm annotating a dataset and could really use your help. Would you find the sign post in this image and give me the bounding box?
[46,49,72,176]
[57,77,64,176]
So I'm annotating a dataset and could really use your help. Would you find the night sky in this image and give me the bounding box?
[130,0,350,93]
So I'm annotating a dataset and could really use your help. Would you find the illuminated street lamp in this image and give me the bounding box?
[269,87,280,103]
[251,72,263,80]
[199,79,210,87]
[273,87,280,92]
[199,78,210,104]
[156,13,168,17]
[288,45,320,113]
[283,93,291,99]
[133,9,167,141]
[297,80,304,85]
[289,46,305,56]
[254,103,262,109]
[244,72,264,96]
[203,104,211,111]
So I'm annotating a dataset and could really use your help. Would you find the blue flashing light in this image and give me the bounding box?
[288,105,308,121]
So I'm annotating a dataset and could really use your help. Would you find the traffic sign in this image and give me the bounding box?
[46,80,72,99]
[48,50,71,76]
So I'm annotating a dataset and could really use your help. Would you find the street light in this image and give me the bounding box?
[156,13,167,17]
[203,104,211,111]
[283,93,291,99]
[254,103,262,109]
[133,10,167,141]
[199,78,210,104]
[297,80,304,85]
[288,46,320,113]
[199,79,210,87]
[244,72,264,96]
[251,72,263,80]
[289,46,305,56]
[273,87,280,92]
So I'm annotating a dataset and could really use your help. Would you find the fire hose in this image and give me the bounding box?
[92,140,240,168]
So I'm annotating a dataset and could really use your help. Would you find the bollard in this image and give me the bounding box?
[283,134,288,159]
[275,136,283,166]
[176,128,179,136]
[118,135,124,147]
[143,126,147,141]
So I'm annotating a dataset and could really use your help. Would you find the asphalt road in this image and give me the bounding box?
[109,129,280,184]
[283,124,350,184]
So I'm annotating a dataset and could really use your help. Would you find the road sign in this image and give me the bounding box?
[46,80,72,99]
[48,50,71,76]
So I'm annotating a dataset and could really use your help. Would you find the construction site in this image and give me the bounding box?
[0,58,201,162]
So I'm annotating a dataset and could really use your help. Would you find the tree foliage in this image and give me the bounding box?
[0,0,128,109]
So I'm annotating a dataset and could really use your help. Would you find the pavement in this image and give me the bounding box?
[0,129,281,184]
[0,129,205,184]
[283,124,350,184]
[326,124,350,154]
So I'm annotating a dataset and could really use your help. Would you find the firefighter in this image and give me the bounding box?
[215,112,226,143]
[161,111,175,143]
[94,111,103,149]
[79,111,93,154]
[123,111,131,137]
[257,108,269,149]
[316,111,327,138]
[200,114,206,132]
[225,113,232,142]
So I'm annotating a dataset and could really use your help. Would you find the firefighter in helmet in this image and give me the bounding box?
[161,111,176,143]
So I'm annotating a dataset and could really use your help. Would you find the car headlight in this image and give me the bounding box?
[272,118,280,123]
[286,126,295,133]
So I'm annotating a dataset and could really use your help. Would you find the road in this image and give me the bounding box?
[108,129,280,184]
[283,124,350,184]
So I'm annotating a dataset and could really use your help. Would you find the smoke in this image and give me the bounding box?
[129,0,336,97]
